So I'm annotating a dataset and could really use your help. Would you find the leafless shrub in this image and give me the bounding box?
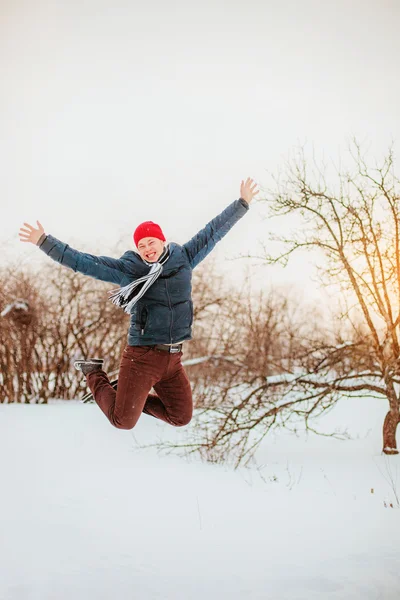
[155,286,335,467]
[0,262,128,403]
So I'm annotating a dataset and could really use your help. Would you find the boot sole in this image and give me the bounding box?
[74,359,104,371]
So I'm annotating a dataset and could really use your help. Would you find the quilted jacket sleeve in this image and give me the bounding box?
[38,235,134,285]
[182,198,249,269]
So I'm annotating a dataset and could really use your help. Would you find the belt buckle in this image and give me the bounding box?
[170,345,181,354]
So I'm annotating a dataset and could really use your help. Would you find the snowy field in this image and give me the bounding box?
[1,395,399,600]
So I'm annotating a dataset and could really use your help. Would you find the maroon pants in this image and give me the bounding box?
[86,345,193,430]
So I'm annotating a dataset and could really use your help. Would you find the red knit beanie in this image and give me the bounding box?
[133,221,166,247]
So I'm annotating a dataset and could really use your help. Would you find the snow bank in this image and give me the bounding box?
[0,396,399,600]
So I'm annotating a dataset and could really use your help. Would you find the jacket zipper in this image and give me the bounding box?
[165,280,173,344]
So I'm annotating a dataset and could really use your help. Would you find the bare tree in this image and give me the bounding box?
[0,267,43,403]
[0,262,128,403]
[256,141,400,455]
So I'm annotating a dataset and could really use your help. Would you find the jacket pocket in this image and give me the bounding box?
[173,300,193,329]
[123,346,153,361]
[135,305,149,334]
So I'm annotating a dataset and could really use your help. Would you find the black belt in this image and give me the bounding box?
[153,344,183,354]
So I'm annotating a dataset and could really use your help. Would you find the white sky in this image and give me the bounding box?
[1,0,399,296]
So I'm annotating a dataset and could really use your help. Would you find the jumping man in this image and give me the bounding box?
[19,178,259,429]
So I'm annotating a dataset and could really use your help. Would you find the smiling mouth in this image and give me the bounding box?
[146,252,157,260]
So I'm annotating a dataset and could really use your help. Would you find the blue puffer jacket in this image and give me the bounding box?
[39,198,249,345]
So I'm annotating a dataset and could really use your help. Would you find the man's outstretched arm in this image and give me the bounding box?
[183,178,259,269]
[19,221,132,285]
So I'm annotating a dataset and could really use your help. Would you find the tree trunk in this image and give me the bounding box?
[382,410,400,455]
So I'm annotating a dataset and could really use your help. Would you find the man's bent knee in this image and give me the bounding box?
[170,413,192,427]
[111,414,140,430]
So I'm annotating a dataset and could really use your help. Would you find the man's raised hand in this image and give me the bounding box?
[240,177,259,205]
[19,221,45,245]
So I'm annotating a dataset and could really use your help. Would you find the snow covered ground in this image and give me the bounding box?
[0,395,399,600]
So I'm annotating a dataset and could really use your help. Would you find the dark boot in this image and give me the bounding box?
[74,358,104,376]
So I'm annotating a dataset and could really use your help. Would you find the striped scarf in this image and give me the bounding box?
[109,245,170,314]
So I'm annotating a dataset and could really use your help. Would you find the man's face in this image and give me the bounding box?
[137,237,165,263]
